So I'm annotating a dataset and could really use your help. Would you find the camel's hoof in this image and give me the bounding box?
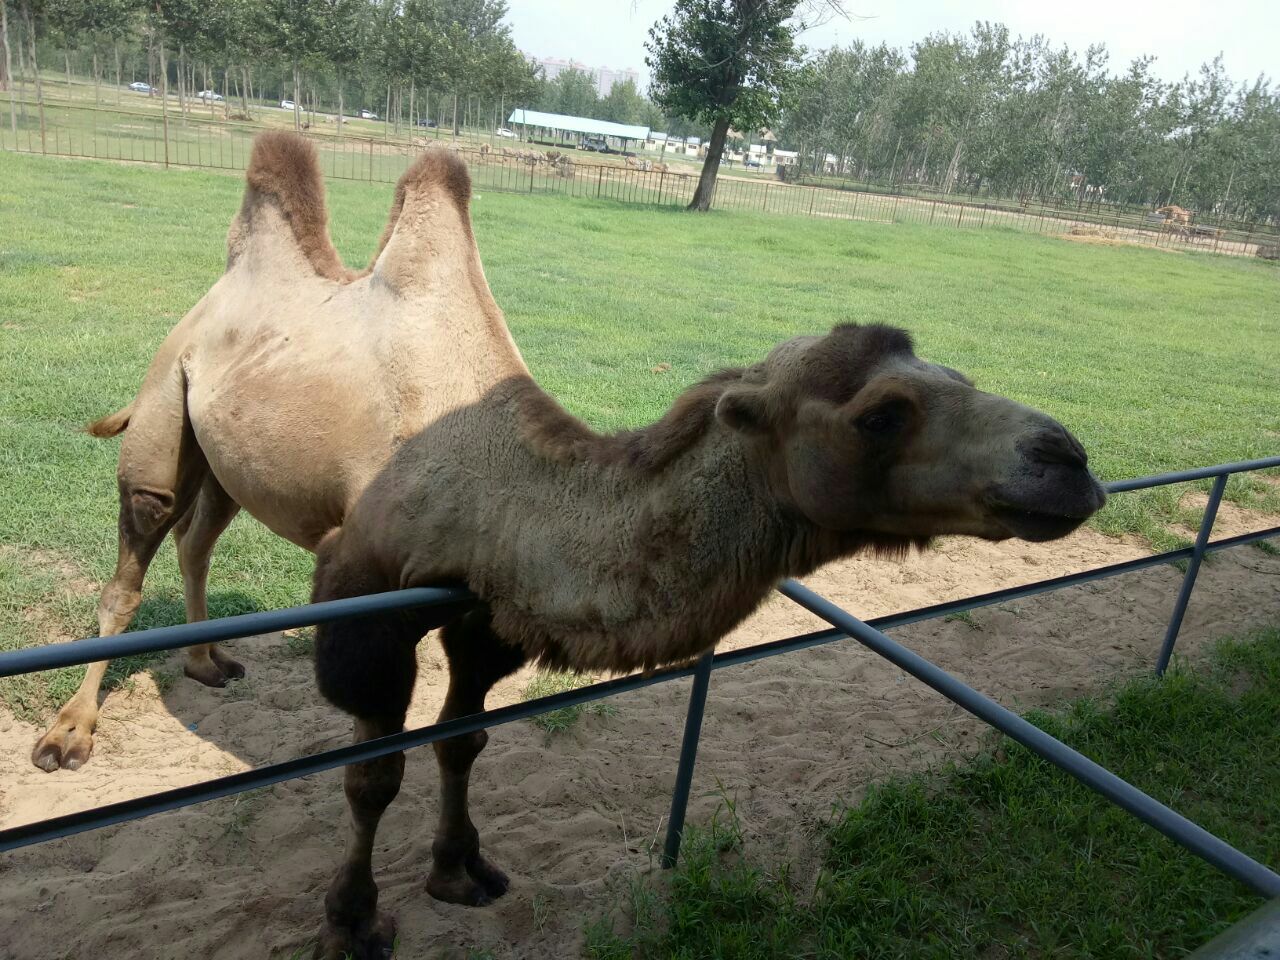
[184,657,229,688]
[210,647,246,681]
[426,854,509,906]
[31,723,94,772]
[312,911,396,960]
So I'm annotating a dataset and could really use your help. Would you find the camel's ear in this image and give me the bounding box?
[715,386,771,435]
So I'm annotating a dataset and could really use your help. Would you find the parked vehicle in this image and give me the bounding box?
[496,127,516,138]
[744,157,762,169]
[128,81,152,94]
[360,110,379,120]
[416,118,438,128]
[196,90,224,102]
[579,135,609,152]
[280,99,296,110]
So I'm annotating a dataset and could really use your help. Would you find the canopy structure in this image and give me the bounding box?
[507,108,649,144]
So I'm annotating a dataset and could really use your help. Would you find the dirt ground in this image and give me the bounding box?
[0,500,1277,960]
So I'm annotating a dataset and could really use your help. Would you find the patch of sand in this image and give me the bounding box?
[1,525,1278,958]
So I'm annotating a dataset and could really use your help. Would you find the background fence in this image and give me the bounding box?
[5,97,1279,260]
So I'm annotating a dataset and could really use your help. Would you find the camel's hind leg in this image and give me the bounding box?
[426,606,526,906]
[173,476,244,687]
[31,365,207,772]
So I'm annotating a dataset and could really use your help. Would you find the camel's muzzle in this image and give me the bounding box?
[987,425,1107,541]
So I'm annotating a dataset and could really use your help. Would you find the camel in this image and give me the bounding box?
[37,132,1106,957]
[1156,204,1192,237]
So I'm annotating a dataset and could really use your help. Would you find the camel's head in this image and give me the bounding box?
[715,324,1106,543]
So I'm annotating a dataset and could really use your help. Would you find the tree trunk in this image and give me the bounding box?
[409,77,415,132]
[292,63,301,131]
[451,91,458,137]
[21,3,45,152]
[689,115,730,211]
[64,49,72,96]
[2,1,15,138]
[0,0,9,94]
[15,7,26,121]
[385,83,390,139]
[158,39,169,166]
[336,73,343,136]
[240,65,250,119]
[92,49,100,105]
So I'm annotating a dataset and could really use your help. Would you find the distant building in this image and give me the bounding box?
[530,55,640,96]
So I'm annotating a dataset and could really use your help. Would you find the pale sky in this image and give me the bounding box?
[505,0,1279,89]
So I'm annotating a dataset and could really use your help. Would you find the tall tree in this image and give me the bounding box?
[646,0,806,210]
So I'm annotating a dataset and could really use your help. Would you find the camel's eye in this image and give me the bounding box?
[857,409,901,435]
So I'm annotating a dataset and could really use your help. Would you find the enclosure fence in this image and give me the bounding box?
[4,96,1279,260]
[2,453,1279,943]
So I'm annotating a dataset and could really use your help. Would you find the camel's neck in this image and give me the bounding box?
[428,375,856,674]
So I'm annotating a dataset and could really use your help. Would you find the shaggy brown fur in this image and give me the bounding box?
[233,132,355,283]
[40,133,1106,959]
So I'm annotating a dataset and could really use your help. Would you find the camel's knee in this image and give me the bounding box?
[345,752,405,817]
[434,729,487,772]
[97,579,142,633]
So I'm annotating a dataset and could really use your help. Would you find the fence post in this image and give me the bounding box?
[1155,472,1227,676]
[661,651,714,869]
[596,164,603,198]
[367,137,373,182]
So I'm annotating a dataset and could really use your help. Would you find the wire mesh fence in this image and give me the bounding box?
[4,98,1279,260]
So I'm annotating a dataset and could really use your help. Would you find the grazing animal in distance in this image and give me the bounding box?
[48,133,1106,958]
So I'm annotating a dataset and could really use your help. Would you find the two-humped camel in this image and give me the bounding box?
[37,132,1106,958]
[1155,204,1193,236]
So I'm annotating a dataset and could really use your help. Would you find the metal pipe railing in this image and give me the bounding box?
[0,454,1277,911]
[776,579,1280,898]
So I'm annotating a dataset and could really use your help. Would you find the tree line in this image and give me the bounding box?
[782,23,1280,221]
[0,0,546,136]
[3,0,1276,219]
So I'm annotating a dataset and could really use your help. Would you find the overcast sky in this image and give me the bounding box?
[505,0,1279,89]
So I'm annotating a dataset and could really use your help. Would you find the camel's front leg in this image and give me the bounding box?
[426,607,526,906]
[314,715,405,960]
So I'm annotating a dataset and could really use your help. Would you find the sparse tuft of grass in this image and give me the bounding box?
[521,669,618,733]
[1254,538,1280,557]
[284,627,316,659]
[943,609,981,630]
[588,629,1280,959]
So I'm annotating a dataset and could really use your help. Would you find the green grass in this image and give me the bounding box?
[0,149,1277,717]
[587,629,1280,959]
[521,669,618,733]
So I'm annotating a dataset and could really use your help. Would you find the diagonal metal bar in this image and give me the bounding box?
[777,578,1280,899]
[1156,473,1228,676]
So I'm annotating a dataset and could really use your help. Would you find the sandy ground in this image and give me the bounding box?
[0,500,1277,960]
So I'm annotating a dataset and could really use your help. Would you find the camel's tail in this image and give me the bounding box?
[227,131,356,283]
[86,403,133,438]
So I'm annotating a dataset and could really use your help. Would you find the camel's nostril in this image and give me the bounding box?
[1028,429,1088,469]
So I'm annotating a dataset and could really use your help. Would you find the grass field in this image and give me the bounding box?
[586,628,1280,959]
[0,148,1278,718]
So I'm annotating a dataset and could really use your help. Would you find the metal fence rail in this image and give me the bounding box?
[1,456,1279,909]
[4,97,1278,260]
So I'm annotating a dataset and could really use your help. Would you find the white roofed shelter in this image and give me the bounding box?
[508,109,649,152]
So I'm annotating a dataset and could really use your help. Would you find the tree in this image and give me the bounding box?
[599,76,645,124]
[539,65,596,117]
[646,0,806,210]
